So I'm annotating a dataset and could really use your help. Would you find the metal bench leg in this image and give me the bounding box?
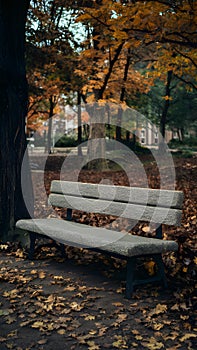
[154,254,168,288]
[126,257,136,299]
[28,232,36,260]
[60,243,66,258]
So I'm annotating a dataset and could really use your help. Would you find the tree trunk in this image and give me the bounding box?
[160,70,173,139]
[87,104,107,170]
[87,40,124,170]
[0,0,33,242]
[116,48,131,142]
[77,91,83,156]
[46,96,54,154]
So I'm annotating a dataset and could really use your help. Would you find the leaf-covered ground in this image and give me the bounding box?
[0,154,196,349]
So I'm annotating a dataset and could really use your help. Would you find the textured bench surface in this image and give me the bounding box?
[51,181,184,209]
[49,181,184,226]
[16,218,178,257]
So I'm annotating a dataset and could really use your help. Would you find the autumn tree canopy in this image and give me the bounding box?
[26,0,196,134]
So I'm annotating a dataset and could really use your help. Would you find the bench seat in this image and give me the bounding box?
[16,218,178,257]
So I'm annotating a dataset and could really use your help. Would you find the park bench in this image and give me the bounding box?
[16,180,184,298]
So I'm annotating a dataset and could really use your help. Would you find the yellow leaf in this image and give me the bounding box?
[6,316,16,325]
[144,261,156,276]
[84,315,96,321]
[131,343,138,347]
[53,275,64,280]
[70,302,84,311]
[38,271,46,279]
[152,323,164,331]
[150,304,167,316]
[57,329,66,335]
[142,337,164,349]
[32,321,44,329]
[7,330,18,338]
[180,315,189,320]
[163,95,173,101]
[117,313,127,322]
[89,330,97,335]
[15,249,24,258]
[0,244,8,250]
[113,336,128,349]
[179,302,188,310]
[135,335,143,340]
[112,302,124,307]
[98,327,107,336]
[20,320,32,327]
[180,333,197,342]
[63,286,75,292]
[45,294,55,303]
[87,341,100,350]
[171,303,179,311]
[157,304,168,313]
[37,339,47,345]
[142,226,150,233]
[182,267,188,273]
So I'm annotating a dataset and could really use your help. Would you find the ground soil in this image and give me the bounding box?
[0,154,196,350]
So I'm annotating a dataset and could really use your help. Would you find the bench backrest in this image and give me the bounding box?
[49,180,184,226]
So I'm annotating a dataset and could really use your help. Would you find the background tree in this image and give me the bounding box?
[75,0,196,138]
[0,0,33,242]
[26,0,79,152]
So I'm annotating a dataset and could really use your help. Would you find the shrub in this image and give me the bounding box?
[54,135,78,147]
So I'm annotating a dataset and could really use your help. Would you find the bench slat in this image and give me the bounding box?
[50,181,183,209]
[49,193,182,226]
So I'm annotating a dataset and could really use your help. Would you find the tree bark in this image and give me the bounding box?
[46,95,54,154]
[0,0,33,242]
[87,43,124,170]
[86,103,107,171]
[77,91,83,156]
[116,48,131,142]
[160,70,173,139]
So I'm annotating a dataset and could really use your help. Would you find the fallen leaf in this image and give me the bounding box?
[142,337,164,349]
[179,333,197,342]
[113,335,128,349]
[135,335,143,340]
[117,313,127,323]
[37,339,47,345]
[171,304,179,311]
[87,340,100,350]
[57,329,66,335]
[112,302,124,307]
[70,302,84,311]
[152,323,164,331]
[7,330,18,338]
[0,309,11,316]
[32,321,44,329]
[150,304,167,316]
[84,315,96,321]
[144,261,156,276]
[38,271,46,279]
